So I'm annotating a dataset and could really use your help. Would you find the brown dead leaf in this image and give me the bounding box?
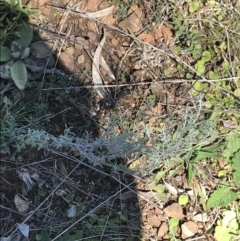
[217,157,227,169]
[128,5,139,14]
[87,31,98,42]
[164,203,184,219]
[14,194,29,214]
[154,24,173,44]
[100,55,116,80]
[92,29,107,98]
[87,20,96,32]
[142,224,152,230]
[181,221,198,239]
[118,5,143,33]
[111,38,119,47]
[86,5,115,18]
[137,33,155,43]
[137,24,173,44]
[101,14,116,25]
[86,0,102,11]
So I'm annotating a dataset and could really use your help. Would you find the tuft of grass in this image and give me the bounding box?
[0,0,36,44]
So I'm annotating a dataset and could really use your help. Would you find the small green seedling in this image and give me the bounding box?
[189,1,200,13]
[169,217,180,240]
[154,184,166,198]
[178,194,189,205]
[0,23,33,90]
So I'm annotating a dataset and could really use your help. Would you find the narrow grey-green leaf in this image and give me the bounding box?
[0,46,12,61]
[10,60,28,90]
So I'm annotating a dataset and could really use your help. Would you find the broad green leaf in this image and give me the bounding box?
[21,47,30,59]
[218,170,227,177]
[208,70,219,79]
[223,133,240,162]
[193,81,204,91]
[195,44,202,50]
[195,60,205,74]
[214,225,232,241]
[222,210,237,228]
[169,217,179,234]
[154,184,166,198]
[0,46,12,61]
[16,24,33,49]
[178,194,189,205]
[219,41,226,50]
[232,151,240,171]
[164,69,171,76]
[11,51,21,58]
[202,83,209,90]
[201,50,211,62]
[169,217,179,227]
[207,188,237,208]
[222,61,230,71]
[186,73,193,79]
[204,101,212,108]
[10,59,28,90]
[36,231,50,241]
[233,171,240,186]
[189,2,200,13]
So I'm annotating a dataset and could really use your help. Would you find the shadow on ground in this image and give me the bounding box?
[0,1,141,240]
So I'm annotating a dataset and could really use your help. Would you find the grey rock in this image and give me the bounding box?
[30,41,55,59]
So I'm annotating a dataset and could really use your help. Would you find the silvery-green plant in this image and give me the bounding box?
[0,23,33,90]
[0,98,144,167]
